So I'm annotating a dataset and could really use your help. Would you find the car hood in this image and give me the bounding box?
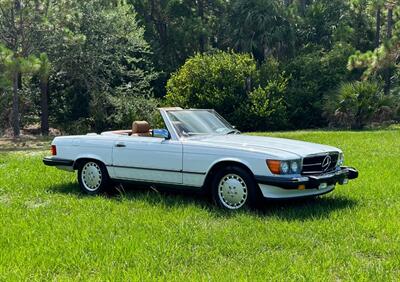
[185,134,340,158]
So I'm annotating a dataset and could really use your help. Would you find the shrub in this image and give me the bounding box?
[323,81,398,129]
[284,43,356,128]
[165,51,289,130]
[238,77,288,131]
[110,91,159,130]
[165,51,258,128]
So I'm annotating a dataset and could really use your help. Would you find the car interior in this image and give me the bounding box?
[107,121,152,136]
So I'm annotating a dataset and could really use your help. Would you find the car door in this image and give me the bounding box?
[112,135,183,184]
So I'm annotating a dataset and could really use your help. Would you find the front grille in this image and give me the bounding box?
[301,152,339,175]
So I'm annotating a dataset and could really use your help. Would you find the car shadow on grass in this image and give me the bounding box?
[260,196,357,221]
[50,182,357,221]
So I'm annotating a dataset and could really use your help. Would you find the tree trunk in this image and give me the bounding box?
[387,6,393,39]
[384,6,393,95]
[198,0,206,52]
[40,79,49,135]
[375,6,381,48]
[11,71,20,137]
[299,0,306,15]
[149,0,168,49]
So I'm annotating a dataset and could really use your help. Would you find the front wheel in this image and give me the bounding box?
[78,160,110,195]
[211,166,260,210]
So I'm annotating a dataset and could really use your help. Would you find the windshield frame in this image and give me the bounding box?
[165,109,238,139]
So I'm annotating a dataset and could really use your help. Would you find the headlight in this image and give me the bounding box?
[280,161,289,174]
[267,159,301,174]
[290,161,299,173]
[338,153,344,166]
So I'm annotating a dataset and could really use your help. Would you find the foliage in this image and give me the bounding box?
[47,2,157,132]
[166,51,258,128]
[347,3,399,96]
[130,0,227,97]
[166,52,292,130]
[109,90,159,130]
[284,43,357,128]
[324,80,398,129]
[166,45,363,130]
[295,0,349,49]
[0,43,42,135]
[1,0,400,134]
[0,1,158,134]
[239,83,288,131]
[348,36,400,80]
[0,44,12,88]
[228,0,294,61]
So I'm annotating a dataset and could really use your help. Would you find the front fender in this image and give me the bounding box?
[206,157,254,176]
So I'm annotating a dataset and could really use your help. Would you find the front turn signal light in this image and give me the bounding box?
[267,160,281,174]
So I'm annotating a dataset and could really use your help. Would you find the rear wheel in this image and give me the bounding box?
[211,166,260,210]
[78,160,110,194]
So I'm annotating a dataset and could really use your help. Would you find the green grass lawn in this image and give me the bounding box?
[1,130,399,281]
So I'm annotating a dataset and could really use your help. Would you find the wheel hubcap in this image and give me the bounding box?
[81,162,102,191]
[218,173,248,209]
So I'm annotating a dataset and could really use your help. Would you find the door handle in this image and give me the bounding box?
[115,142,126,147]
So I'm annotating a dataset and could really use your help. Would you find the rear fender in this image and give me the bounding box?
[73,154,110,169]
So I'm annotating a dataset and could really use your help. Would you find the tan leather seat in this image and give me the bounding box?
[132,121,151,137]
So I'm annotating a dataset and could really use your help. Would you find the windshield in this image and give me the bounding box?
[166,109,239,137]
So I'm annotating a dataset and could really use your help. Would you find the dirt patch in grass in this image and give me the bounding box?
[0,136,52,151]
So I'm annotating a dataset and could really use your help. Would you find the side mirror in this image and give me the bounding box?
[152,129,170,139]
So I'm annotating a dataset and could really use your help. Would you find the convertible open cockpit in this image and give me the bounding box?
[104,121,152,136]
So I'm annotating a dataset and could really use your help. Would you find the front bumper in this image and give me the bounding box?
[255,166,358,190]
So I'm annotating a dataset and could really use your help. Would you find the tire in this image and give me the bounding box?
[211,166,260,210]
[77,160,110,195]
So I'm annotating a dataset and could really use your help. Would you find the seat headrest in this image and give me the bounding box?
[132,121,150,134]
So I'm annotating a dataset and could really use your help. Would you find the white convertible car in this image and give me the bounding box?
[43,107,358,210]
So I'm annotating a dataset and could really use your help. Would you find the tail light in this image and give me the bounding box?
[51,145,57,156]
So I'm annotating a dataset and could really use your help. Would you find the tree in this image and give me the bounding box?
[347,1,399,94]
[0,0,47,136]
[0,44,40,136]
[346,0,375,51]
[383,1,396,94]
[46,1,157,132]
[299,0,307,15]
[129,0,226,96]
[228,0,294,61]
[165,51,258,127]
[37,53,50,135]
[296,0,349,49]
[130,0,223,68]
[0,44,13,132]
[285,43,356,128]
[1,0,398,134]
[165,51,289,130]
[372,0,386,47]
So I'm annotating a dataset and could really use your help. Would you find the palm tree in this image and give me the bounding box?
[230,0,293,61]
